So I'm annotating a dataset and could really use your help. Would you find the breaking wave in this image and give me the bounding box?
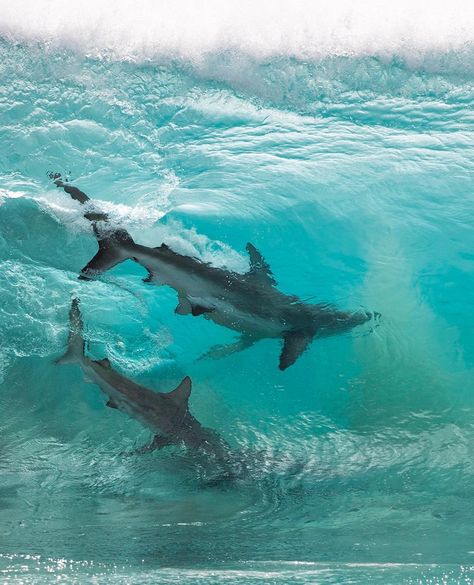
[1,2,474,583]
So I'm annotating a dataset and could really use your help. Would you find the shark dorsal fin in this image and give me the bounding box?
[97,358,111,368]
[154,243,170,251]
[246,242,277,287]
[167,376,192,410]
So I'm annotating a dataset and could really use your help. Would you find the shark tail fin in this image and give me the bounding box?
[49,172,90,205]
[49,173,136,279]
[79,229,135,280]
[55,298,85,365]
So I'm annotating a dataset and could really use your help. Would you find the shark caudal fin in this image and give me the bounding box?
[79,230,134,279]
[55,298,86,365]
[48,173,136,279]
[48,172,91,205]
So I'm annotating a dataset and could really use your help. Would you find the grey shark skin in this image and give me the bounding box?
[51,174,375,370]
[57,297,230,458]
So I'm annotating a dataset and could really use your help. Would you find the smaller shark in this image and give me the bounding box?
[56,297,230,459]
[51,174,376,370]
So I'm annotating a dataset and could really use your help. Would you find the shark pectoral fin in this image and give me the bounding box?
[175,295,192,315]
[185,296,215,317]
[200,336,256,360]
[246,242,277,287]
[106,399,118,409]
[79,239,126,279]
[191,304,215,317]
[167,376,192,410]
[279,330,314,371]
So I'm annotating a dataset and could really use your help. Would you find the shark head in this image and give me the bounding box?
[307,305,378,338]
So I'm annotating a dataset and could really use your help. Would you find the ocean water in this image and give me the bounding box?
[1,2,474,583]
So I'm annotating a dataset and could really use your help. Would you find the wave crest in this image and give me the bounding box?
[2,0,474,64]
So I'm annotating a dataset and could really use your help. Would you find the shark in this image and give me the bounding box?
[51,173,376,370]
[57,297,231,459]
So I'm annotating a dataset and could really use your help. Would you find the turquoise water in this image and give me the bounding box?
[1,4,474,583]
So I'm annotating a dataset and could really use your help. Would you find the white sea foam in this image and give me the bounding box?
[0,188,26,204]
[1,0,474,63]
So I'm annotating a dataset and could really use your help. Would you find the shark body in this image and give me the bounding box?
[52,175,374,370]
[57,297,230,458]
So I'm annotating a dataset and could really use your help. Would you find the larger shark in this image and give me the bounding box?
[51,174,375,370]
[57,297,230,459]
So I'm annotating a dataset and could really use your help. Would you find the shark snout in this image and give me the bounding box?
[344,309,380,330]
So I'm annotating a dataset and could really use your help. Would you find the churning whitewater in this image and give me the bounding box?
[0,1,473,584]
